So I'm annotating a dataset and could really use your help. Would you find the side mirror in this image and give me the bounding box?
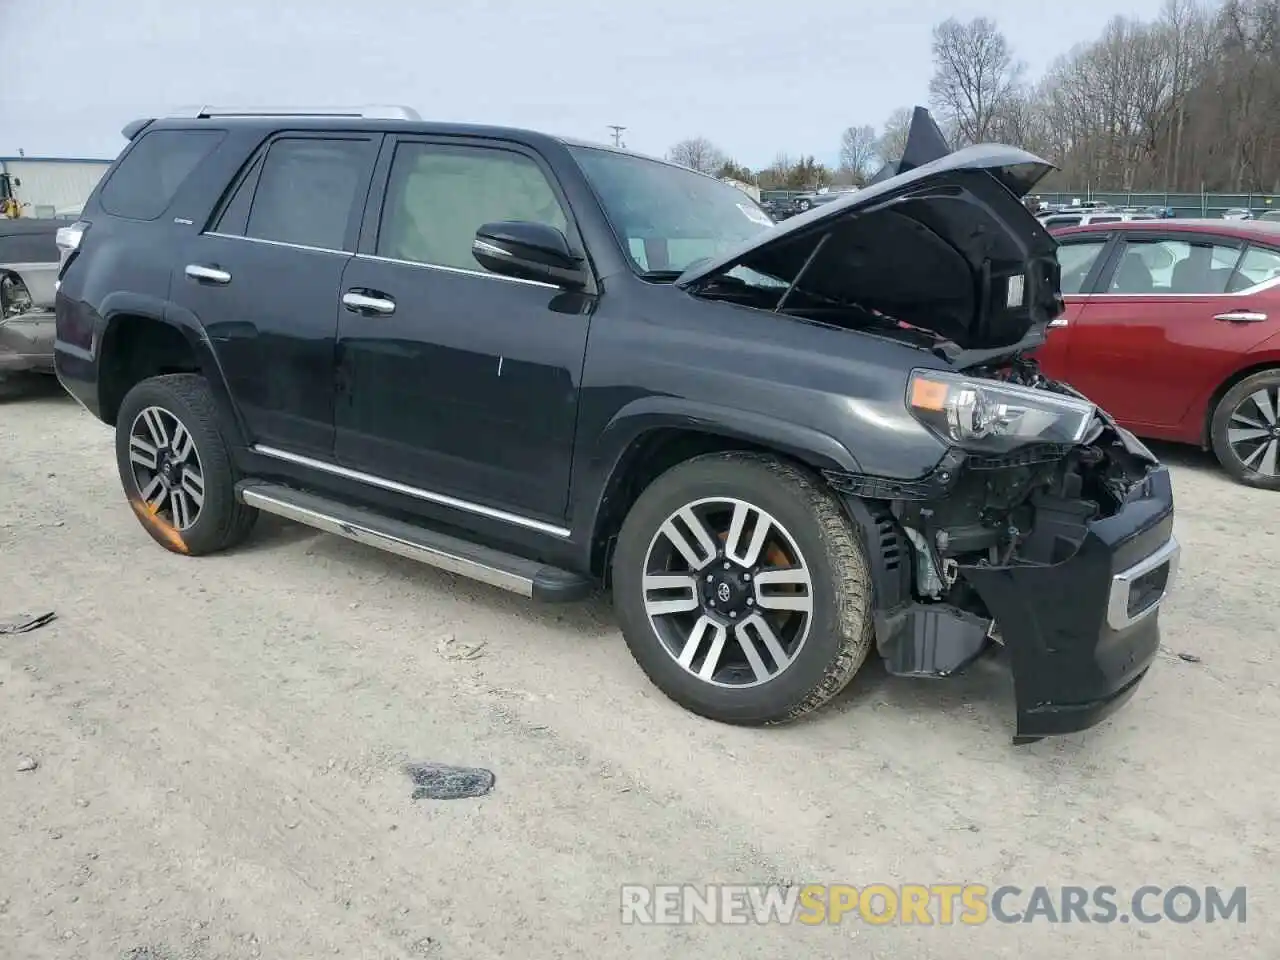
[472,221,587,289]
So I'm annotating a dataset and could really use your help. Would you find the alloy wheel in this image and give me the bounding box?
[641,497,814,688]
[1227,386,1280,477]
[127,405,206,530]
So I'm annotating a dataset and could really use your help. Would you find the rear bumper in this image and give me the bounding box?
[53,290,104,417]
[960,466,1179,740]
[0,308,56,373]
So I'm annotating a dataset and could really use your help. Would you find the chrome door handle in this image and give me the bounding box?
[185,264,232,284]
[342,292,396,315]
[1214,311,1267,323]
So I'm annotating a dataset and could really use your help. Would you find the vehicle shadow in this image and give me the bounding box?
[0,373,68,403]
[1145,439,1221,476]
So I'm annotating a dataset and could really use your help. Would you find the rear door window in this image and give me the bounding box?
[1107,238,1243,294]
[99,129,226,221]
[1043,216,1081,229]
[243,138,376,251]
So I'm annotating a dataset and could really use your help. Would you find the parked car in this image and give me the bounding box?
[0,218,59,376]
[1038,210,1156,230]
[1036,218,1280,488]
[55,106,1180,741]
[1257,209,1280,223]
[1222,208,1254,220]
[758,196,796,221]
[793,187,853,213]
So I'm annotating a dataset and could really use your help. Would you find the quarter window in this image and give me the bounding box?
[1228,246,1280,292]
[100,129,225,221]
[242,138,373,251]
[1057,240,1108,295]
[377,143,568,271]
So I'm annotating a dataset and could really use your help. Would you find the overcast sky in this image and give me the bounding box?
[2,0,1171,168]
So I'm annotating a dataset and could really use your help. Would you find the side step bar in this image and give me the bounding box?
[236,481,593,602]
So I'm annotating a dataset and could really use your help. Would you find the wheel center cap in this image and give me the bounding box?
[705,568,751,615]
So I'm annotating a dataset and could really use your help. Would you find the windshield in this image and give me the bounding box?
[568,145,775,275]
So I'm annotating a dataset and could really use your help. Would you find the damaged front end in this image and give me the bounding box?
[828,359,1180,742]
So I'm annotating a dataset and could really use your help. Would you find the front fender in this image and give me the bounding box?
[574,394,864,558]
[597,394,864,475]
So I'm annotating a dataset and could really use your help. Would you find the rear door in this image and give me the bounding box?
[172,132,380,457]
[1062,231,1271,429]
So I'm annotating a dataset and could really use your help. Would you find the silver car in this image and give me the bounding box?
[0,219,60,376]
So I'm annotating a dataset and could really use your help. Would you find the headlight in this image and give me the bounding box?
[907,369,1096,453]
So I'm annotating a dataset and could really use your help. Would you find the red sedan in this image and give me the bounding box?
[1035,219,1280,489]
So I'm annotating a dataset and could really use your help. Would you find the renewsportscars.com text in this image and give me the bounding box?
[620,883,1247,926]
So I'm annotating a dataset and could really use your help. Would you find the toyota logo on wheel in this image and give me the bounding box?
[716,582,732,603]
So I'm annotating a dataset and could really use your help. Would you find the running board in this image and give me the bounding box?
[236,481,593,602]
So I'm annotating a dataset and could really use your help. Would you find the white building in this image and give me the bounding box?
[0,157,112,218]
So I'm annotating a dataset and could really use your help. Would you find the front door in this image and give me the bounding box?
[1032,233,1113,380]
[173,132,380,456]
[1063,232,1257,428]
[335,136,593,523]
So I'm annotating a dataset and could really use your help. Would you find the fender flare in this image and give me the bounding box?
[97,295,247,445]
[580,394,863,548]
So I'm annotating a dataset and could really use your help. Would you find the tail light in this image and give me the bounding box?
[1,272,34,319]
[55,220,91,282]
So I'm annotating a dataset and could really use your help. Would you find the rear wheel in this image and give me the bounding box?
[611,452,874,724]
[1210,368,1280,490]
[115,373,258,554]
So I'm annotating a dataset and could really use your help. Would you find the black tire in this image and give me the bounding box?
[611,452,874,725]
[114,373,258,555]
[1209,368,1280,490]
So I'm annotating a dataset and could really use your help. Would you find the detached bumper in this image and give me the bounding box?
[960,466,1179,740]
[0,308,55,374]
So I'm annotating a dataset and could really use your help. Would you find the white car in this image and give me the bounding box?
[1038,210,1157,230]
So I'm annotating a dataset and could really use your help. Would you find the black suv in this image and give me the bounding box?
[55,106,1181,741]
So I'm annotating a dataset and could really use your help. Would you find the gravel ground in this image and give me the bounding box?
[2,375,1277,959]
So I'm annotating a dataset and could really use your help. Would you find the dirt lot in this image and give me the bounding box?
[1,376,1276,959]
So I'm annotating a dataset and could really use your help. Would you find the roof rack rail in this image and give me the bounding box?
[165,105,422,121]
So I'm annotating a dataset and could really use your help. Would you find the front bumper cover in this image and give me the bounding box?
[960,465,1178,740]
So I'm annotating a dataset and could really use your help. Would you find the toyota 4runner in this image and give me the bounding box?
[54,105,1181,741]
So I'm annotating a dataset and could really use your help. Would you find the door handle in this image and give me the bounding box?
[1214,310,1267,323]
[185,264,232,284]
[342,291,396,315]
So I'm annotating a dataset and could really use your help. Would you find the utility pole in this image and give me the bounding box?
[607,125,626,148]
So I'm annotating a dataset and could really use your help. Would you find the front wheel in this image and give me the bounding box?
[115,373,258,555]
[1209,368,1280,490]
[611,452,874,724]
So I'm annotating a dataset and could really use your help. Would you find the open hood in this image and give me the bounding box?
[677,108,1063,352]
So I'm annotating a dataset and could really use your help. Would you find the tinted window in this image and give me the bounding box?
[1109,238,1242,294]
[1088,216,1121,224]
[568,144,773,273]
[212,154,265,235]
[1228,246,1280,292]
[377,142,568,271]
[1057,240,1108,295]
[99,129,225,220]
[1043,216,1081,229]
[245,138,372,250]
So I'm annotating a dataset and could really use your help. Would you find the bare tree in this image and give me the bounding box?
[838,124,879,182]
[666,137,726,175]
[929,17,1024,146]
[876,107,913,164]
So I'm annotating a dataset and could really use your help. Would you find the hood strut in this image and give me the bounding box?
[774,233,831,312]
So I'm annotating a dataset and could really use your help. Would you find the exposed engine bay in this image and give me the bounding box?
[827,355,1161,680]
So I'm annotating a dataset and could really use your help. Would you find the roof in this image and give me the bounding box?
[1054,218,1280,242]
